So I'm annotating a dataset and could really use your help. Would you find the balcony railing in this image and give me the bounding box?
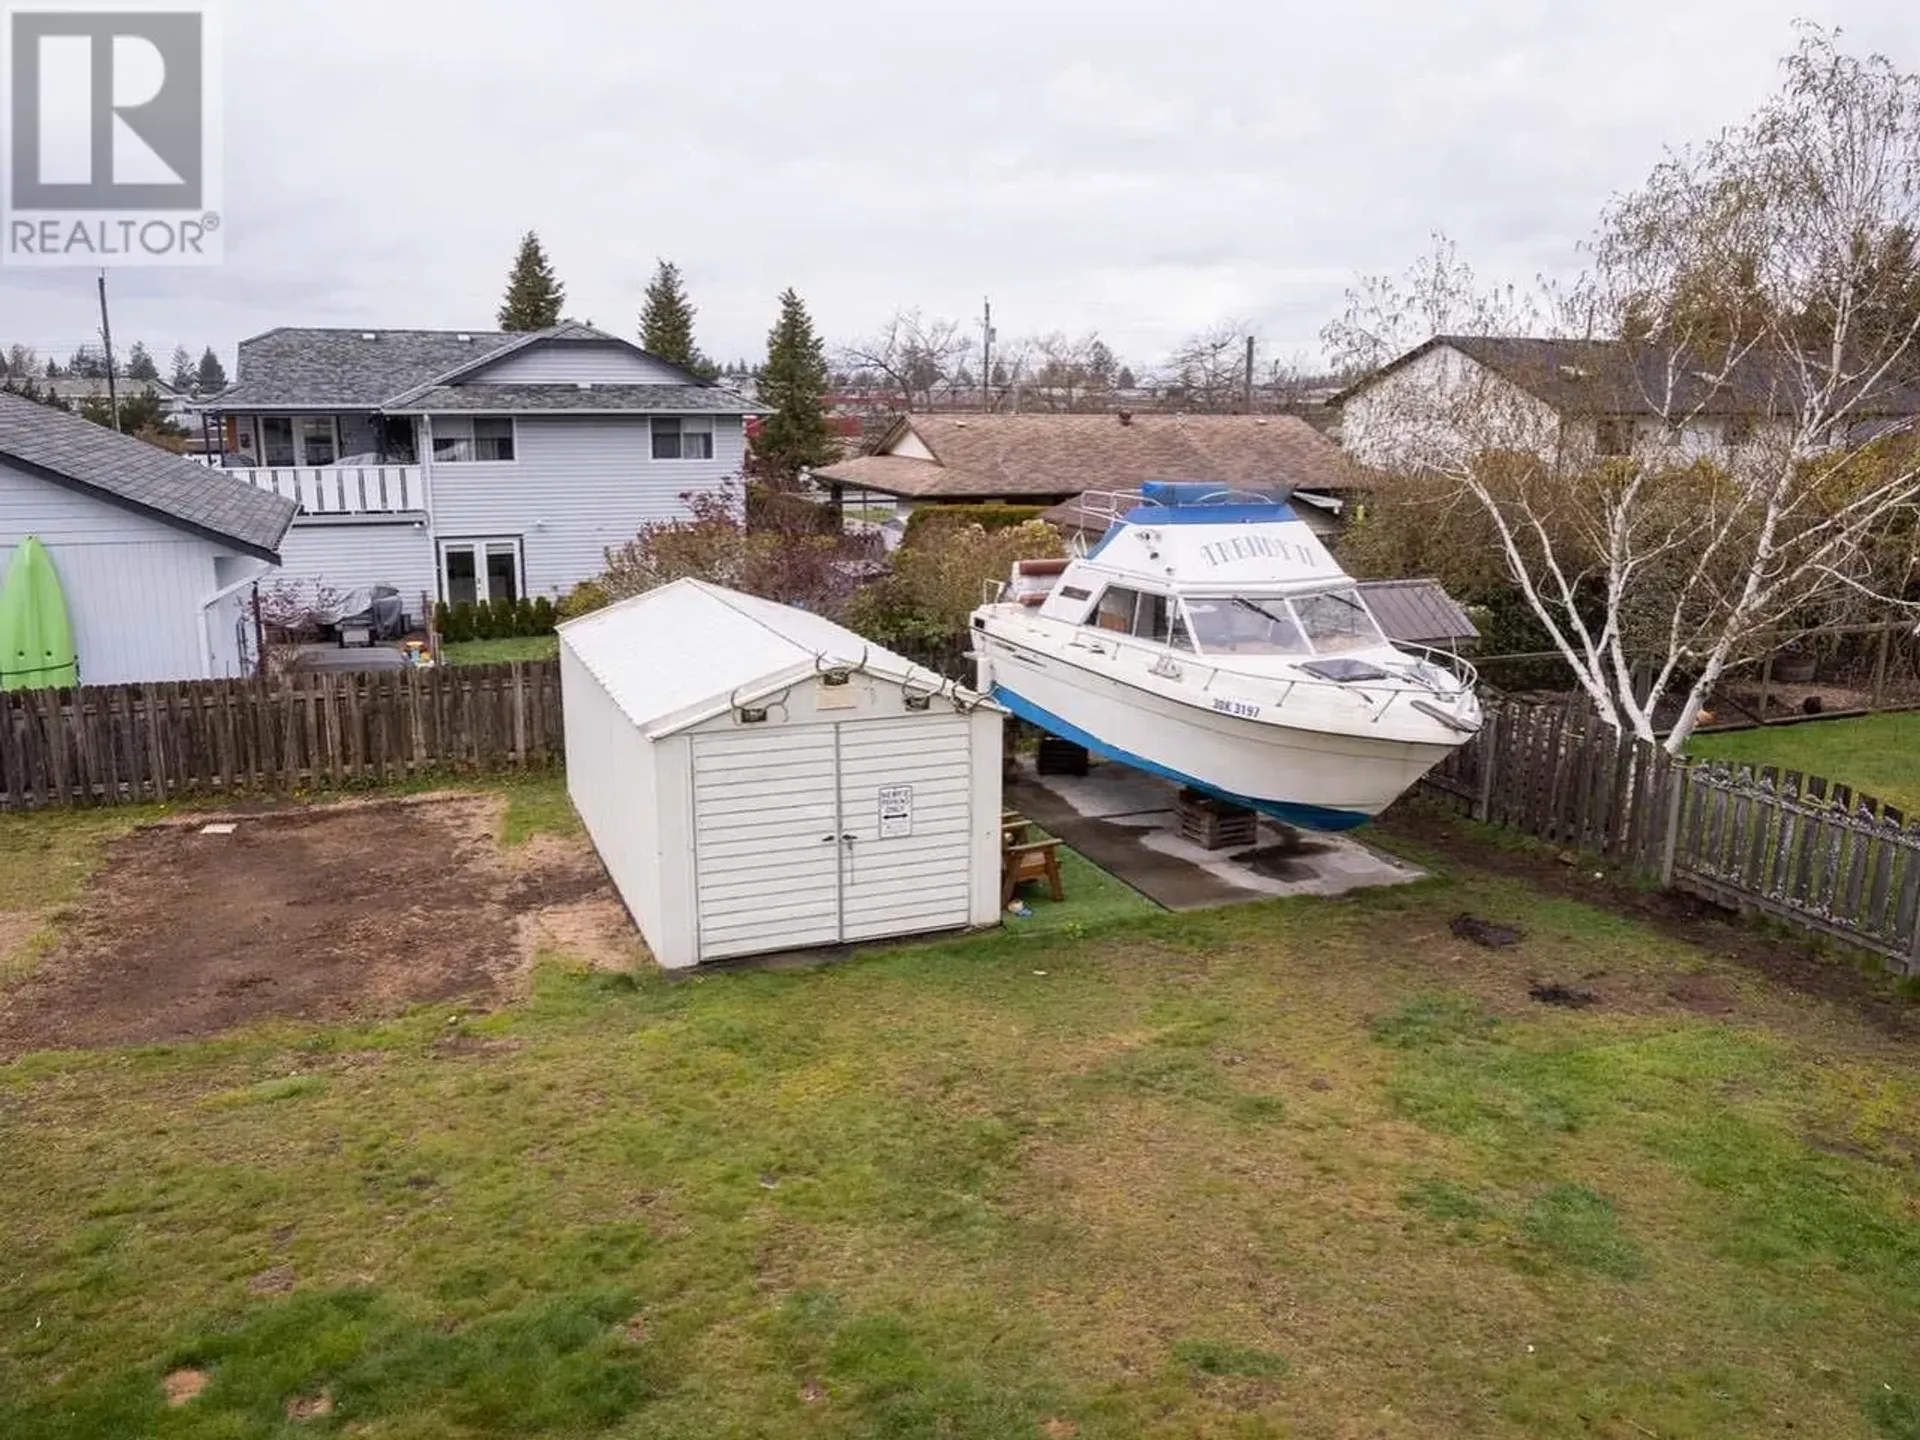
[216,464,425,517]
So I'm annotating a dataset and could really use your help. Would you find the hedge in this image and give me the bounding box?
[902,503,1048,546]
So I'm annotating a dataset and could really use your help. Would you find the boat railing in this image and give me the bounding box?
[1071,487,1290,531]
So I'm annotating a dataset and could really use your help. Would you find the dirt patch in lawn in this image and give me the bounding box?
[0,794,627,1058]
[1382,805,1918,1036]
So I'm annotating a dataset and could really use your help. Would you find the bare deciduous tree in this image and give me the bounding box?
[1021,331,1121,411]
[841,309,973,411]
[1162,320,1257,412]
[1328,26,1920,752]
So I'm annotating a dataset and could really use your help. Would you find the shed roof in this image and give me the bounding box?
[1353,578,1479,646]
[559,579,992,737]
[0,391,296,559]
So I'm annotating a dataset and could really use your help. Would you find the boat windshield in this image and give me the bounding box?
[1182,590,1385,658]
[1183,597,1311,656]
[1292,588,1386,655]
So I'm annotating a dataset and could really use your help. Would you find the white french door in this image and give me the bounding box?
[440,537,523,608]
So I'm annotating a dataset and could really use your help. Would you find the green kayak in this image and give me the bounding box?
[0,537,78,691]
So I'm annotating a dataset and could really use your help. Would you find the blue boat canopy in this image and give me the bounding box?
[1127,481,1298,525]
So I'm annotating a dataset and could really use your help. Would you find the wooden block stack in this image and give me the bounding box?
[1178,788,1258,850]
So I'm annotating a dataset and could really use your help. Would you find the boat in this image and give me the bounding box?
[969,483,1481,831]
[0,536,78,692]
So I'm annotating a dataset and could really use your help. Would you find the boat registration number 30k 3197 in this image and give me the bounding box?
[1212,698,1261,719]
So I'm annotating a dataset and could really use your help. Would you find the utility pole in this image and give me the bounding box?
[96,269,120,432]
[1244,334,1255,413]
[981,297,994,413]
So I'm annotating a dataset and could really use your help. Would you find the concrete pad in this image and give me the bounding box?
[1008,757,1425,912]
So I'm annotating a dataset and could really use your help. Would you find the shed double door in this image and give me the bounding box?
[691,718,975,962]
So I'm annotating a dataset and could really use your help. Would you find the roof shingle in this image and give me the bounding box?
[816,412,1360,499]
[0,392,296,558]
[387,383,765,415]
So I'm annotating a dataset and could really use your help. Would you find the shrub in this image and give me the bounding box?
[514,596,537,636]
[432,601,452,640]
[903,503,1046,548]
[448,601,476,643]
[491,596,518,638]
[559,582,610,620]
[531,596,557,633]
[470,598,495,640]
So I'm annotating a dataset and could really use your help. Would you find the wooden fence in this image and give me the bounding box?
[0,662,563,811]
[1420,698,1920,973]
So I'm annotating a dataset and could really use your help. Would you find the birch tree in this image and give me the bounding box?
[1328,27,1920,752]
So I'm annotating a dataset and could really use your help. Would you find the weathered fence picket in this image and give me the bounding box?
[0,662,563,812]
[1418,697,1920,973]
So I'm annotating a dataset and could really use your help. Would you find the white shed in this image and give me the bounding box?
[559,579,1005,968]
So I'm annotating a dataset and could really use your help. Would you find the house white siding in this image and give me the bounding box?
[271,522,437,612]
[0,460,261,684]
[470,344,690,386]
[429,414,747,597]
[892,428,936,461]
[1341,345,1562,470]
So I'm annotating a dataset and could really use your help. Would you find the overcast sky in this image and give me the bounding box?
[2,0,1916,378]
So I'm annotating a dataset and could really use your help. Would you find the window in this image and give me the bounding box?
[433,416,516,462]
[298,416,337,467]
[1594,416,1631,457]
[652,415,715,461]
[1132,591,1194,651]
[440,538,522,606]
[260,415,296,467]
[1087,586,1140,633]
[1292,589,1385,656]
[1185,597,1310,656]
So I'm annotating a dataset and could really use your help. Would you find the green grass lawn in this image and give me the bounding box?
[4,784,1920,1438]
[1691,710,1920,814]
[442,635,561,666]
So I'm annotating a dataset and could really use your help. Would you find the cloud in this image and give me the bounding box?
[0,0,1912,374]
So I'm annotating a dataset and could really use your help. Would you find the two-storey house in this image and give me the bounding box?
[203,323,764,618]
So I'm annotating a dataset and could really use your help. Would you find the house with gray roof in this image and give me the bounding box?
[1335,334,1920,473]
[201,322,764,616]
[0,390,296,684]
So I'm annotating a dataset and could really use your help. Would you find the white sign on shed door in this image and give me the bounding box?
[878,784,913,839]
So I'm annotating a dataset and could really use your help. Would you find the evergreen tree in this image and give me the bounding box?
[68,343,107,378]
[168,344,194,389]
[753,289,836,485]
[125,340,159,382]
[497,230,565,332]
[638,260,716,376]
[195,346,228,393]
[1116,364,1137,390]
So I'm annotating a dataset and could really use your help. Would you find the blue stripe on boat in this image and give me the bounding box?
[989,683,1372,833]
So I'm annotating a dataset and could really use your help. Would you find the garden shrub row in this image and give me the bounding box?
[434,595,557,643]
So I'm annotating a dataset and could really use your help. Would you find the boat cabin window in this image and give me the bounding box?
[1293,589,1385,655]
[1134,591,1193,650]
[1089,587,1139,633]
[1184,597,1310,656]
[1084,586,1193,650]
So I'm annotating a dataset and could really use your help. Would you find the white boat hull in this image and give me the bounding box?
[977,629,1459,830]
